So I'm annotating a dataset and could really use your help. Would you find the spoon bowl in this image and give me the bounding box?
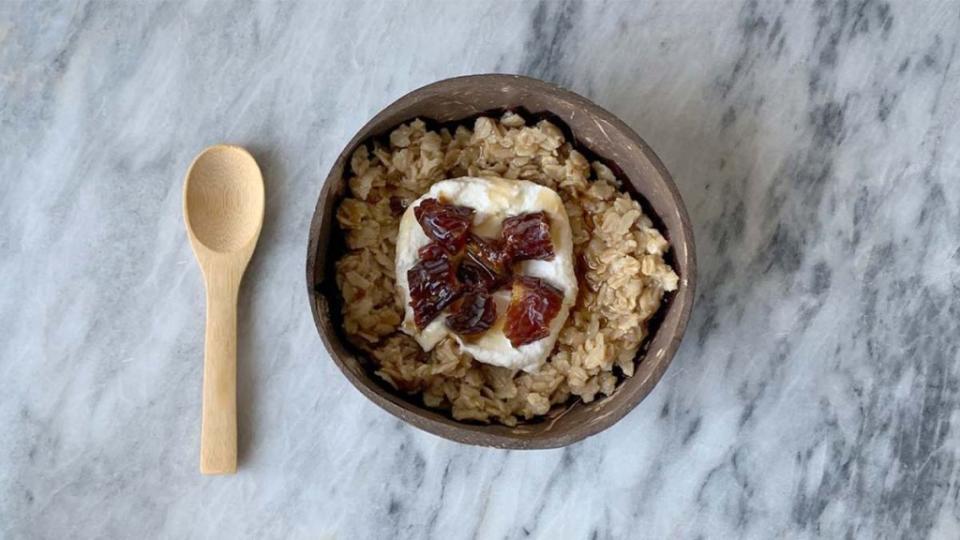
[184,145,264,474]
[185,146,264,253]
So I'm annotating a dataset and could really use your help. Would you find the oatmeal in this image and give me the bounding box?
[334,112,679,425]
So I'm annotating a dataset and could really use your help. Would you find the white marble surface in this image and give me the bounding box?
[3,1,960,538]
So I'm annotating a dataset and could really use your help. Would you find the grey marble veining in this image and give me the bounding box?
[2,1,960,538]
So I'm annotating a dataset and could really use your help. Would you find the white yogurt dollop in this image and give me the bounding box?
[395,177,577,373]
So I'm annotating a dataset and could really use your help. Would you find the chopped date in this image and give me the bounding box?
[408,200,563,346]
[414,198,475,253]
[458,257,497,291]
[458,234,511,289]
[501,211,554,261]
[466,234,510,272]
[418,241,450,262]
[407,254,461,329]
[504,276,564,347]
[445,288,496,336]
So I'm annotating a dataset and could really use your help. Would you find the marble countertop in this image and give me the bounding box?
[3,1,960,538]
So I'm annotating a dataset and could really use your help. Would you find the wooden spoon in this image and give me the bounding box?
[183,145,264,475]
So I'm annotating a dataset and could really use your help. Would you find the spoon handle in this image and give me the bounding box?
[200,269,240,474]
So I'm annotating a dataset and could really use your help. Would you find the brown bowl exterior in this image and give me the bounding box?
[306,74,696,449]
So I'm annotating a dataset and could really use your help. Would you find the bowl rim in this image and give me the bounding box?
[306,74,696,449]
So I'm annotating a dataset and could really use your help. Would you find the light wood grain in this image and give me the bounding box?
[183,145,264,474]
